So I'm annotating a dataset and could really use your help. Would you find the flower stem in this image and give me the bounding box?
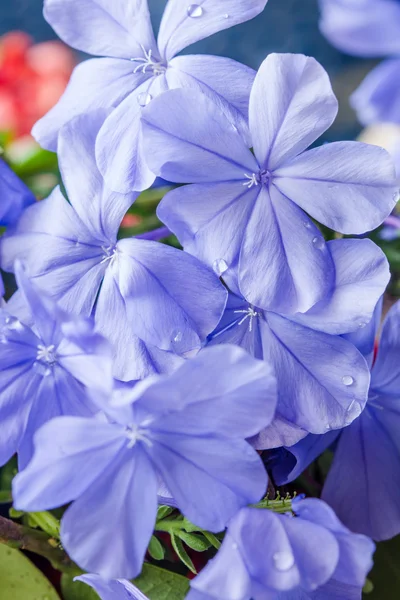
[0,515,80,575]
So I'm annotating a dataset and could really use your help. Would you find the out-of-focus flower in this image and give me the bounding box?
[0,31,75,139]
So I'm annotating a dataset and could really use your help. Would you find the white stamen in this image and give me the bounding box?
[125,424,153,449]
[100,245,118,265]
[243,173,259,189]
[36,344,57,365]
[234,307,260,332]
[130,46,166,76]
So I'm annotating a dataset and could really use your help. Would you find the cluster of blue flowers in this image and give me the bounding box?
[0,0,399,599]
[320,0,400,127]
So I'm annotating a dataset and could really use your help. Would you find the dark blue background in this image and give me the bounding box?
[0,0,377,141]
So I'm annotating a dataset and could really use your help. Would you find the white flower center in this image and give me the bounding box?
[36,344,57,365]
[234,307,261,332]
[130,46,167,76]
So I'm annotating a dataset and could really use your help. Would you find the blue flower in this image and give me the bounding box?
[187,498,375,600]
[0,261,112,469]
[208,238,388,446]
[75,574,148,600]
[142,53,397,314]
[0,110,227,381]
[271,298,400,541]
[320,0,400,126]
[33,0,269,192]
[0,159,35,226]
[13,344,276,579]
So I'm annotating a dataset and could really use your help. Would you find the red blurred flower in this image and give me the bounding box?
[0,31,75,139]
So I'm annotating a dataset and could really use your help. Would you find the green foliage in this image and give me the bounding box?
[178,531,211,552]
[363,536,400,599]
[134,564,190,600]
[61,575,99,600]
[170,533,197,574]
[148,535,166,561]
[0,543,60,600]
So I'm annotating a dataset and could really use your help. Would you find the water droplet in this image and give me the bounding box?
[312,236,325,250]
[393,192,399,202]
[358,321,367,328]
[232,542,238,550]
[345,398,362,424]
[137,92,153,107]
[224,13,229,18]
[213,258,228,276]
[342,375,354,386]
[325,424,331,431]
[303,221,312,229]
[273,551,295,572]
[187,4,203,17]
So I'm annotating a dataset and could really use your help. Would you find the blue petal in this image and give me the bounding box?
[157,0,268,61]
[32,58,141,152]
[350,58,400,126]
[274,141,397,235]
[322,394,400,540]
[58,110,138,239]
[13,416,126,510]
[148,434,267,532]
[270,430,339,487]
[117,238,227,353]
[319,0,400,57]
[94,263,184,381]
[239,186,334,313]
[370,299,400,394]
[140,344,276,438]
[0,187,106,316]
[62,448,158,579]
[166,55,254,145]
[44,0,158,59]
[293,239,389,335]
[76,574,149,600]
[0,160,35,226]
[142,88,257,183]
[249,54,338,170]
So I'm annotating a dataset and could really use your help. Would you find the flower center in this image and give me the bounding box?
[36,344,57,365]
[130,46,167,76]
[243,169,272,189]
[234,307,261,332]
[125,422,153,449]
[100,245,118,266]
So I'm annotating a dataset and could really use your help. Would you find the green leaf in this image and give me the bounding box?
[61,575,99,600]
[363,537,400,599]
[178,531,211,552]
[170,534,196,574]
[26,511,60,539]
[0,543,60,599]
[157,505,174,521]
[134,563,190,600]
[148,535,165,561]
[202,531,222,550]
[0,490,12,504]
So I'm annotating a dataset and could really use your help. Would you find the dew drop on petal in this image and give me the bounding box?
[213,258,228,276]
[303,221,312,229]
[224,13,229,18]
[187,4,203,18]
[393,192,399,202]
[342,375,354,386]
[312,236,325,250]
[273,551,295,572]
[345,398,362,424]
[137,92,153,107]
